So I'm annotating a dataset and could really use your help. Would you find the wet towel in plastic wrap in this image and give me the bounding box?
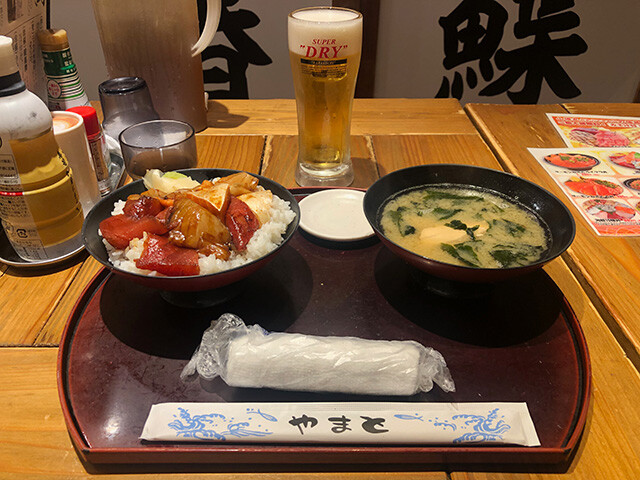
[181,314,455,396]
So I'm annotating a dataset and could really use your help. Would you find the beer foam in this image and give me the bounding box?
[288,8,362,56]
[291,8,360,23]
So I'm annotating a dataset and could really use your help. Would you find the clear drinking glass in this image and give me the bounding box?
[99,77,160,141]
[288,7,363,187]
[119,120,198,180]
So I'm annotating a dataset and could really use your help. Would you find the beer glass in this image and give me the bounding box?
[288,7,362,186]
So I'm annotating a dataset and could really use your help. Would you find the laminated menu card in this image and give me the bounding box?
[528,147,640,236]
[546,113,640,148]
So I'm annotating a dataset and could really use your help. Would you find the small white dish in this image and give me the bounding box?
[298,189,375,242]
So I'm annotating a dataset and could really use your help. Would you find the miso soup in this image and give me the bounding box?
[380,185,549,268]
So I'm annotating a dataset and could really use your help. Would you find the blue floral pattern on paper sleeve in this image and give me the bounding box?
[394,408,511,443]
[452,408,511,443]
[167,407,274,441]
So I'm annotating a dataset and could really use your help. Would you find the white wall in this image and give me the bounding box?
[51,0,326,101]
[53,0,640,103]
[50,1,106,101]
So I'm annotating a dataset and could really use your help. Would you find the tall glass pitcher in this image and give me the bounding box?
[91,0,220,132]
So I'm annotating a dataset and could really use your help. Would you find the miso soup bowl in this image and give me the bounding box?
[363,164,576,284]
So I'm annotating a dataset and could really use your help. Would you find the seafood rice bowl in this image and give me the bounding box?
[84,169,298,289]
[104,195,295,276]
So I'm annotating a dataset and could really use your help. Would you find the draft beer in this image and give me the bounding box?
[288,7,362,186]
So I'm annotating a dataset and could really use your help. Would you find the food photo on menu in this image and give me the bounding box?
[608,151,640,171]
[546,113,640,148]
[543,152,600,171]
[529,147,640,236]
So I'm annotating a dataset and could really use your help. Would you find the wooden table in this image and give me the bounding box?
[1,99,639,479]
[465,103,640,369]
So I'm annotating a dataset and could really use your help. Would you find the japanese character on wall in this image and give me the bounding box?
[198,0,272,99]
[436,0,588,104]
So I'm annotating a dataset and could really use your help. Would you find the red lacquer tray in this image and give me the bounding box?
[57,189,591,470]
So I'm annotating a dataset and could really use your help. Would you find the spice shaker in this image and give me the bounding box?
[37,29,90,110]
[0,36,84,261]
[68,106,112,195]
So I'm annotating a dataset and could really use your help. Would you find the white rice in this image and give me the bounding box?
[102,195,296,276]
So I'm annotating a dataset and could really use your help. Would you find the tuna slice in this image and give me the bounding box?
[135,234,200,276]
[99,214,170,249]
[225,196,260,251]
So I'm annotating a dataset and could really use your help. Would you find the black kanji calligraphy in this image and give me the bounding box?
[436,0,508,99]
[480,0,587,103]
[198,0,272,98]
[437,0,588,103]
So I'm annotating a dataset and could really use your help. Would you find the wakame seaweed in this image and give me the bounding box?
[492,218,526,236]
[491,244,545,267]
[388,207,415,237]
[388,207,404,230]
[490,249,526,267]
[433,207,463,220]
[445,219,480,240]
[441,243,479,267]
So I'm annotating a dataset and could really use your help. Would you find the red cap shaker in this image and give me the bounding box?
[68,106,112,195]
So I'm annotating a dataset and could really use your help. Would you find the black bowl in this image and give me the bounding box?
[543,152,600,171]
[363,164,575,284]
[623,177,640,192]
[82,168,300,293]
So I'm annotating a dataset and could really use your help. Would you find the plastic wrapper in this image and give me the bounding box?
[181,313,455,396]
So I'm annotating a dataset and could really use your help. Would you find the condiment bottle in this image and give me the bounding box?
[37,29,90,110]
[0,35,84,261]
[68,106,112,195]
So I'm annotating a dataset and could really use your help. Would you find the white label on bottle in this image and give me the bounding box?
[0,134,47,258]
[88,136,110,180]
[0,135,21,190]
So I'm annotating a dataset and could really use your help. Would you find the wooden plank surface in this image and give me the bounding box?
[372,134,499,175]
[465,103,640,368]
[0,259,85,346]
[563,103,640,117]
[2,100,640,480]
[203,98,476,136]
[35,257,103,346]
[195,134,266,172]
[263,135,379,189]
